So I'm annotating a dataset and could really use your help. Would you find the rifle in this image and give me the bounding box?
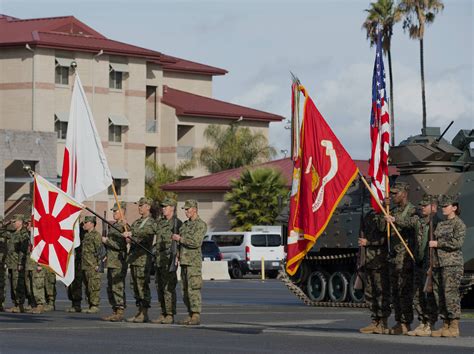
[354,181,366,290]
[168,206,179,272]
[423,199,434,293]
[97,211,108,273]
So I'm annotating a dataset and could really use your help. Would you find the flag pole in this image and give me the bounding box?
[358,172,414,260]
[110,182,129,232]
[385,178,391,254]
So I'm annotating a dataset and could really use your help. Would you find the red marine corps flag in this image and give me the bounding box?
[286,85,359,275]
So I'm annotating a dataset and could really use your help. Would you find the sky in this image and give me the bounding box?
[1,0,472,159]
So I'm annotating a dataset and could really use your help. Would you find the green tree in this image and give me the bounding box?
[199,124,276,173]
[145,159,195,203]
[398,0,444,131]
[225,167,287,231]
[362,0,402,146]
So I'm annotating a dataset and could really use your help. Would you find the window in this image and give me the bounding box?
[267,234,282,247]
[251,234,267,247]
[108,179,122,196]
[54,114,68,140]
[108,119,122,143]
[212,234,244,247]
[109,70,122,89]
[55,66,69,85]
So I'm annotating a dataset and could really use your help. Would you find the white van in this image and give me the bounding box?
[204,226,284,279]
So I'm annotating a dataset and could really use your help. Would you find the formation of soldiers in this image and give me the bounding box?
[359,182,466,338]
[0,197,208,326]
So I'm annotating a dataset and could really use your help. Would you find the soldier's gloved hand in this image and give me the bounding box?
[95,266,99,272]
[358,238,367,246]
[171,234,181,242]
[36,266,42,272]
[18,265,23,271]
[429,240,438,248]
[384,215,395,224]
[123,231,132,238]
[102,236,107,244]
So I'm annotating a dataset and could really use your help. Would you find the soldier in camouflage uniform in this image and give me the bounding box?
[125,197,156,323]
[359,210,390,334]
[0,216,9,311]
[81,216,103,314]
[407,195,438,337]
[5,214,29,313]
[430,195,465,338]
[43,269,57,311]
[381,181,417,335]
[102,202,128,322]
[152,197,182,325]
[172,199,207,326]
[66,225,83,313]
[24,221,46,314]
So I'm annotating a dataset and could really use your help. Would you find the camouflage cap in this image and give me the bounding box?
[439,195,458,207]
[83,215,96,223]
[390,181,409,193]
[12,214,25,222]
[161,197,177,207]
[136,197,153,206]
[111,202,127,211]
[182,199,198,209]
[418,194,438,206]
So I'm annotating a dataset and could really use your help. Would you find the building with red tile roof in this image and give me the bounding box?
[0,14,283,221]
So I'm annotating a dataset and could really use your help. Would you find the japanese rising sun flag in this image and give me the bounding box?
[286,85,359,275]
[31,174,83,279]
[60,73,112,285]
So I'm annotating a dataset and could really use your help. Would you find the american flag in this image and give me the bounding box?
[369,32,390,212]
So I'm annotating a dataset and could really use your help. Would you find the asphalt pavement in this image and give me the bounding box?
[0,277,473,353]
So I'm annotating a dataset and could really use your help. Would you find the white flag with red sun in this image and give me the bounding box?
[31,174,83,282]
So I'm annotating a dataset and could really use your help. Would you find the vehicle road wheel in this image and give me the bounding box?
[328,272,349,302]
[290,261,309,285]
[306,271,328,302]
[230,263,243,279]
[349,272,365,303]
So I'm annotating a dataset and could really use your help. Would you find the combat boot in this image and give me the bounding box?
[407,322,426,336]
[161,315,174,324]
[373,318,389,334]
[178,314,192,325]
[417,323,432,337]
[187,313,200,326]
[443,319,459,338]
[102,309,117,321]
[31,305,44,314]
[127,307,142,322]
[5,306,19,313]
[151,314,166,324]
[389,322,410,335]
[431,320,449,337]
[44,302,55,312]
[109,308,124,322]
[83,306,99,314]
[133,307,149,323]
[66,306,81,313]
[359,319,379,334]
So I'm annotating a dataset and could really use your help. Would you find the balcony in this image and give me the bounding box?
[177,146,193,160]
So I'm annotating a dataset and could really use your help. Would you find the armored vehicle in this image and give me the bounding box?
[280,126,474,307]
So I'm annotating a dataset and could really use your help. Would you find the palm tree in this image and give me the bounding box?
[362,0,402,146]
[398,0,444,132]
[225,167,287,231]
[145,158,195,204]
[199,124,276,173]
